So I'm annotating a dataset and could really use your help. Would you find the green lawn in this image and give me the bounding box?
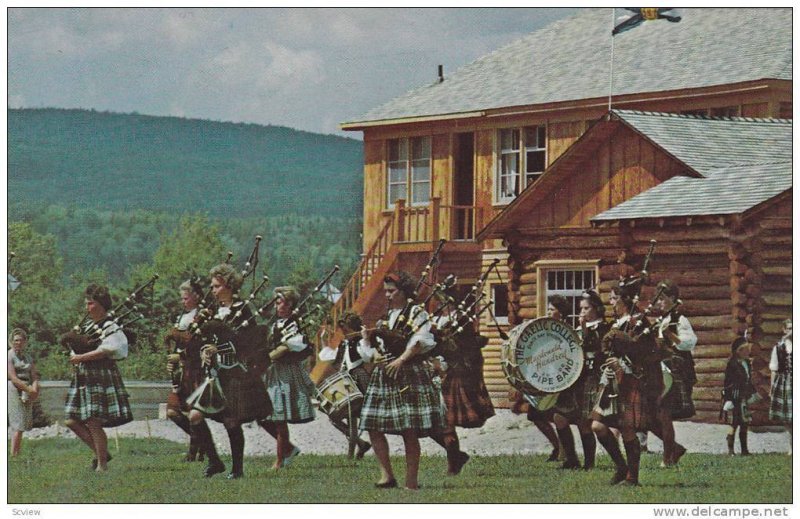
[8,438,791,504]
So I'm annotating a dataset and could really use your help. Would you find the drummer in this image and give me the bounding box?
[525,295,572,465]
[317,310,372,459]
[552,289,608,470]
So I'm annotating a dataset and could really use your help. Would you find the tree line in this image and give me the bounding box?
[8,205,362,380]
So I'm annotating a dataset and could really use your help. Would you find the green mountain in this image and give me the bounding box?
[8,108,363,218]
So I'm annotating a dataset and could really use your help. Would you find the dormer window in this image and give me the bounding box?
[496,125,546,204]
[387,137,431,208]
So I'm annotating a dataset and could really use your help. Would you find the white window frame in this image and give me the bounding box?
[386,136,431,209]
[491,283,509,325]
[495,124,547,204]
[535,259,599,328]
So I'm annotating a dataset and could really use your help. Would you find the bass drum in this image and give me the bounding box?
[501,317,584,405]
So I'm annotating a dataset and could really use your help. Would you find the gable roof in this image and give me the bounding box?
[477,110,792,239]
[343,8,791,128]
[592,161,792,222]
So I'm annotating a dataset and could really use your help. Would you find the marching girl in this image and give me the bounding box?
[651,279,695,467]
[429,287,495,476]
[64,284,133,472]
[164,278,207,461]
[359,271,447,490]
[591,281,658,486]
[189,264,273,479]
[257,286,317,470]
[552,290,608,471]
[769,318,792,454]
[534,295,578,468]
[317,310,372,459]
[8,328,40,457]
[721,336,758,455]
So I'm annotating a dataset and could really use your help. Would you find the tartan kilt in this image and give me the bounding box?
[594,376,646,432]
[350,366,371,394]
[65,360,133,428]
[204,365,272,423]
[769,371,792,423]
[441,366,495,428]
[359,361,446,436]
[264,360,316,424]
[578,371,602,422]
[663,377,696,420]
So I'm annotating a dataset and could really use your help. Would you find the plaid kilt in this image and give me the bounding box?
[205,365,272,423]
[661,356,696,419]
[769,371,792,423]
[264,360,316,424]
[579,371,602,421]
[65,359,133,428]
[359,361,446,436]
[349,366,371,394]
[441,366,495,428]
[593,376,646,432]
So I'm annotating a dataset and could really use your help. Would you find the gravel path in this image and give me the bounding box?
[22,410,791,458]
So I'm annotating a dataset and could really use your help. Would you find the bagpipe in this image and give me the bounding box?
[372,239,446,360]
[60,275,159,355]
[267,265,340,361]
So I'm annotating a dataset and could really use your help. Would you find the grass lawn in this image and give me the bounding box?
[8,438,791,504]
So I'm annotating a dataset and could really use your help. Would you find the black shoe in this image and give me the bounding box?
[559,459,580,470]
[546,448,560,462]
[203,461,226,478]
[610,467,628,485]
[91,454,112,470]
[226,471,244,480]
[356,442,372,460]
[449,451,470,476]
[374,478,398,489]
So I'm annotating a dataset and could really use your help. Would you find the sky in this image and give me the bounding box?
[8,7,579,138]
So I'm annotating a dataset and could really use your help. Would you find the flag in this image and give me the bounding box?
[612,8,682,35]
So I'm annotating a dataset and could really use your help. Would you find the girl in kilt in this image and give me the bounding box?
[429,290,495,476]
[769,319,792,454]
[257,286,317,470]
[553,290,608,470]
[317,310,373,459]
[189,264,273,479]
[164,278,207,461]
[721,336,757,455]
[591,280,658,486]
[359,271,447,490]
[650,279,694,467]
[64,284,133,472]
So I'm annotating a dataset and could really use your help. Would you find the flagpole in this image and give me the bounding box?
[608,7,615,112]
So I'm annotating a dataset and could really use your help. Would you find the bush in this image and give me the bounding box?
[35,348,168,382]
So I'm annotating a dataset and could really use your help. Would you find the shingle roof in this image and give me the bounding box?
[592,161,792,220]
[592,111,792,221]
[345,8,791,126]
[613,110,793,175]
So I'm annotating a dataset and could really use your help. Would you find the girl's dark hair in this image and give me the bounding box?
[85,283,112,311]
[581,289,606,318]
[547,294,571,319]
[384,271,416,299]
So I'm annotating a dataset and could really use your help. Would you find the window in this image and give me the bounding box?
[496,125,546,203]
[492,284,509,325]
[387,137,431,208]
[535,260,598,328]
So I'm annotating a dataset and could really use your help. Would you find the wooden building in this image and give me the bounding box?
[335,8,792,415]
[477,110,791,423]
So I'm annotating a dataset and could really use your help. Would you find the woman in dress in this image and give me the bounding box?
[8,328,40,457]
[769,318,792,455]
[64,284,133,472]
[359,271,446,490]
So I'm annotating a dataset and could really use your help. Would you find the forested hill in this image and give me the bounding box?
[8,108,363,218]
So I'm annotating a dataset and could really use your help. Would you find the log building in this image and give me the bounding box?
[333,8,792,422]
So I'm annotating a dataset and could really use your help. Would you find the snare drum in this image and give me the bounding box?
[501,317,584,401]
[316,371,364,421]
